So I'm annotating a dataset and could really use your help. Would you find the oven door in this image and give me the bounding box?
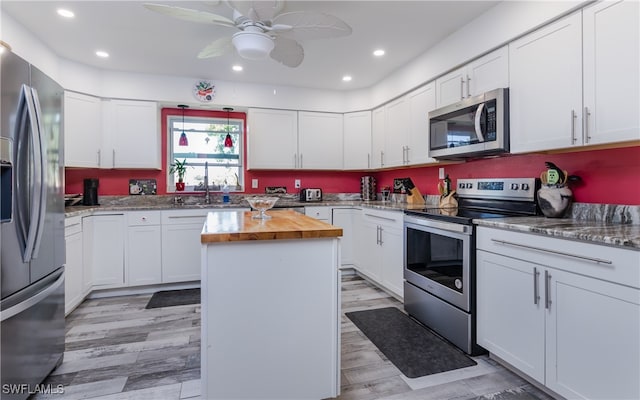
[404,216,472,311]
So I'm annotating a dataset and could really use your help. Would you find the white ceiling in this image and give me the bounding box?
[2,1,499,91]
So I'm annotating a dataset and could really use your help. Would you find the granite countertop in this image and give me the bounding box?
[201,210,343,243]
[474,216,640,250]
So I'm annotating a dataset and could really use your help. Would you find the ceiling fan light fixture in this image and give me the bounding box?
[232,31,274,60]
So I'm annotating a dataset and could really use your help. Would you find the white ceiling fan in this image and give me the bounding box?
[143,1,353,68]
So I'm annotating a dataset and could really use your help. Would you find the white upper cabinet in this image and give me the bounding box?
[436,46,509,107]
[102,99,160,169]
[511,3,638,154]
[298,111,344,170]
[509,12,583,153]
[64,93,159,169]
[343,111,372,170]
[371,106,386,169]
[383,97,410,167]
[407,82,437,165]
[64,91,102,168]
[582,0,639,145]
[247,108,298,170]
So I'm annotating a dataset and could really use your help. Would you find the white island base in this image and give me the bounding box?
[201,221,341,400]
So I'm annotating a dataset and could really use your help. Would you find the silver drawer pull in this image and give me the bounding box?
[533,267,540,305]
[490,239,613,265]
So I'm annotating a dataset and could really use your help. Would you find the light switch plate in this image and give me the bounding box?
[294,179,301,188]
[251,179,258,189]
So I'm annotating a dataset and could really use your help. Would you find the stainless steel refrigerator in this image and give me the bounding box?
[1,49,65,399]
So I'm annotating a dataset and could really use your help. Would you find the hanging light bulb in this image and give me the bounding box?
[178,104,189,146]
[223,107,234,148]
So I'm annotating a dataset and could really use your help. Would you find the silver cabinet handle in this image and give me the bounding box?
[490,239,613,265]
[367,153,370,169]
[460,77,464,100]
[571,110,577,144]
[584,106,591,143]
[375,226,380,245]
[300,153,303,169]
[380,151,384,167]
[379,226,384,245]
[544,270,552,310]
[533,267,540,305]
[112,149,116,168]
[466,75,471,98]
[293,154,297,168]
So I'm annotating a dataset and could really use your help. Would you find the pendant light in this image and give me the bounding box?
[223,107,234,148]
[178,104,189,146]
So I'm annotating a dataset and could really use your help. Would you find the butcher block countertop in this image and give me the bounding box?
[201,209,343,243]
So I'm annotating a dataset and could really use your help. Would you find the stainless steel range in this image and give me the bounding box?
[403,178,539,355]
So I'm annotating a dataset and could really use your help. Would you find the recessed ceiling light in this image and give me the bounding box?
[373,49,385,57]
[57,9,75,18]
[342,75,352,82]
[95,50,109,58]
[232,65,243,72]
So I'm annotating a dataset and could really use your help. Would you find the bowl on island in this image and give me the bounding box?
[244,196,279,219]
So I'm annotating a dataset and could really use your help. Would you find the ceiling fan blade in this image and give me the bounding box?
[143,3,236,28]
[198,37,233,58]
[270,36,304,68]
[272,11,352,40]
[227,1,284,22]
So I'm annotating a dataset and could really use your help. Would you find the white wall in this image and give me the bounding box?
[1,1,587,112]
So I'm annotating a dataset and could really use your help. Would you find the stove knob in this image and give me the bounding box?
[511,183,519,190]
[521,183,530,191]
[466,183,473,189]
[459,183,465,189]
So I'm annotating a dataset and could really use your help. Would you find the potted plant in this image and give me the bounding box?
[170,159,188,191]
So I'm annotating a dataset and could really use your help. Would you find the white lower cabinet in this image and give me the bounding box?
[354,209,403,298]
[85,214,126,288]
[331,208,356,266]
[304,206,331,222]
[126,211,162,286]
[64,216,84,315]
[476,227,640,400]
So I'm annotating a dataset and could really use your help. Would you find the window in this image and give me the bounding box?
[167,113,243,192]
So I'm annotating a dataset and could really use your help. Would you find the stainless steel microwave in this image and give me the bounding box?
[428,88,509,160]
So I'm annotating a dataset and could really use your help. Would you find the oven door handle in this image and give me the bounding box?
[404,215,472,235]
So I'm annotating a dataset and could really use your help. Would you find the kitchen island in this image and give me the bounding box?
[200,209,343,400]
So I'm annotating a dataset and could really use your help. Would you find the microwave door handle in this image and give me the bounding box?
[474,103,485,142]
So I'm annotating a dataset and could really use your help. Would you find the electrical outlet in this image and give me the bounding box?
[251,179,258,189]
[438,168,445,180]
[294,179,301,189]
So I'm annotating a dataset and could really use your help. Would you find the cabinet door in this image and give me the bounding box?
[161,222,204,283]
[357,220,382,282]
[127,225,162,286]
[331,208,354,266]
[102,99,159,169]
[546,268,640,400]
[89,215,126,288]
[247,108,298,169]
[583,0,640,145]
[64,229,84,315]
[436,67,465,107]
[371,107,385,168]
[298,112,343,170]
[476,250,545,383]
[380,224,403,298]
[467,46,509,97]
[343,111,372,170]
[64,91,102,168]
[509,12,583,153]
[384,98,410,167]
[407,83,437,165]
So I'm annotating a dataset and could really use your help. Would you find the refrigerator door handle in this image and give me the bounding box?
[30,87,47,259]
[17,84,44,263]
[0,270,64,322]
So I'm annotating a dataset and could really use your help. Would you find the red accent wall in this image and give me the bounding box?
[65,110,640,205]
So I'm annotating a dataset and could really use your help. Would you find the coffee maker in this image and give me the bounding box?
[83,178,99,205]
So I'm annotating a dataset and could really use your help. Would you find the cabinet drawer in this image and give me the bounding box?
[127,210,161,226]
[361,208,403,229]
[65,216,82,236]
[305,206,331,221]
[161,209,209,225]
[477,227,640,288]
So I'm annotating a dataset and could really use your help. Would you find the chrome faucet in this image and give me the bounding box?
[203,161,211,204]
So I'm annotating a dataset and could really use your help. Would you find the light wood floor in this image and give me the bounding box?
[35,274,557,400]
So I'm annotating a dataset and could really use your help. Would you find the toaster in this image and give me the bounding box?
[300,188,322,202]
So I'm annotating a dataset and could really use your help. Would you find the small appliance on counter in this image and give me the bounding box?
[360,176,376,201]
[83,178,99,205]
[300,188,322,202]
